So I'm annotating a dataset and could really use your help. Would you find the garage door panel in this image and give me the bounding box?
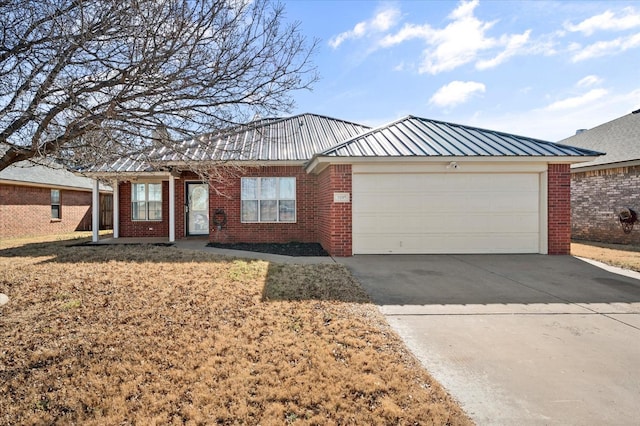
[354,213,539,234]
[358,173,539,192]
[353,172,540,254]
[354,233,540,254]
[354,192,538,213]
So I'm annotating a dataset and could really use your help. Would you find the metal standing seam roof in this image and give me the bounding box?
[319,115,603,158]
[86,113,371,173]
[558,110,640,169]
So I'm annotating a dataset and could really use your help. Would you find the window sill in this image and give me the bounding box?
[131,219,164,222]
[50,219,62,222]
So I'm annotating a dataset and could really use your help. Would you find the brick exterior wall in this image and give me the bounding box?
[572,165,640,245]
[0,183,92,239]
[548,164,571,255]
[117,167,321,245]
[207,166,318,244]
[115,163,572,257]
[118,181,170,238]
[317,165,352,257]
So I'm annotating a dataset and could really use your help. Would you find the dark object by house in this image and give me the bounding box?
[618,208,638,234]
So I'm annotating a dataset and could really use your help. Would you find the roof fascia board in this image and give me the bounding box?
[164,160,306,169]
[85,160,307,179]
[0,179,112,193]
[571,159,640,173]
[79,171,173,180]
[306,155,600,174]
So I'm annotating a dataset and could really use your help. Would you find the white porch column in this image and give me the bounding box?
[169,175,176,242]
[112,180,119,239]
[92,179,100,242]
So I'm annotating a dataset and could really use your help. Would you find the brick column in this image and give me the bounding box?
[317,164,352,256]
[548,164,571,254]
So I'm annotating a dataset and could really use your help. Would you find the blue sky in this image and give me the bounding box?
[282,0,640,141]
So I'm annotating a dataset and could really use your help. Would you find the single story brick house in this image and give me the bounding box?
[83,113,600,256]
[0,159,112,239]
[559,109,640,245]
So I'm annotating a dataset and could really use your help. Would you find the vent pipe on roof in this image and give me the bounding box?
[575,129,587,135]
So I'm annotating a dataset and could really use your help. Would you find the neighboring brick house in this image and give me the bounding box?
[0,160,112,239]
[84,113,599,256]
[559,109,640,245]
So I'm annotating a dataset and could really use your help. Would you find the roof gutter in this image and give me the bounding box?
[305,155,601,174]
[571,158,640,173]
[0,178,112,192]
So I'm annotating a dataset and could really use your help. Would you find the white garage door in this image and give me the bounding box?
[353,173,540,254]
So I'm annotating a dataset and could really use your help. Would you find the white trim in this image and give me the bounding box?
[539,171,548,254]
[92,180,100,243]
[169,175,176,242]
[163,160,305,168]
[113,180,119,239]
[0,179,112,193]
[352,162,549,174]
[306,155,600,174]
[81,171,172,179]
[571,159,640,173]
[84,161,306,180]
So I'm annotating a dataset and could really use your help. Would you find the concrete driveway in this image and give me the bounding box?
[338,254,640,425]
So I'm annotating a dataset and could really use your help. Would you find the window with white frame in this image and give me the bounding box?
[241,177,296,222]
[51,189,61,219]
[131,182,162,220]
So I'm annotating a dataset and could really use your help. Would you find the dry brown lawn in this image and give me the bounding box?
[572,240,640,272]
[0,235,470,425]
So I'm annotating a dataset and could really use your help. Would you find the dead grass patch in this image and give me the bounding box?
[0,236,470,425]
[572,241,640,272]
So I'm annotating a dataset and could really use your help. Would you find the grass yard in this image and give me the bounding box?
[572,240,640,272]
[0,235,470,425]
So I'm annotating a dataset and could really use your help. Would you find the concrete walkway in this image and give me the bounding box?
[338,254,640,425]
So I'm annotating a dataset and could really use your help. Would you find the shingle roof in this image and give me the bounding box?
[319,116,603,158]
[88,113,371,173]
[558,110,640,169]
[0,159,111,191]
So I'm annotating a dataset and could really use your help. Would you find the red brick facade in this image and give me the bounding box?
[548,164,571,255]
[115,163,573,256]
[118,181,170,238]
[572,166,640,245]
[118,167,322,245]
[207,166,318,244]
[317,165,352,257]
[0,183,92,238]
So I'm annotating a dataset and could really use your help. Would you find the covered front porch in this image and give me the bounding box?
[91,172,185,244]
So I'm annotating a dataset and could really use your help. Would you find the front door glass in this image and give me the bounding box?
[187,183,209,235]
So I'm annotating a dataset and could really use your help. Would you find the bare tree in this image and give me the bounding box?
[0,0,318,171]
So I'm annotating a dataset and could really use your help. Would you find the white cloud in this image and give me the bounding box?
[393,61,406,72]
[572,32,640,62]
[329,7,400,49]
[476,30,531,70]
[468,88,640,141]
[429,81,486,108]
[378,0,532,74]
[565,7,640,35]
[379,23,433,47]
[576,75,602,88]
[543,88,609,111]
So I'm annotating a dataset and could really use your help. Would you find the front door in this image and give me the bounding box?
[186,183,209,236]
